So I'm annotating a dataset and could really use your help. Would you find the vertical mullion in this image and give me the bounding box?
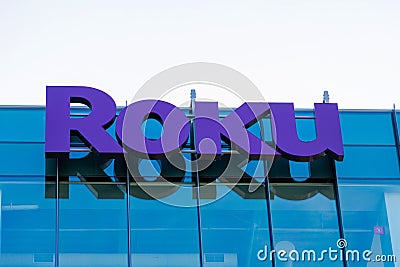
[191,116,204,267]
[260,118,276,267]
[331,158,348,267]
[125,101,132,267]
[55,158,59,267]
[126,167,132,267]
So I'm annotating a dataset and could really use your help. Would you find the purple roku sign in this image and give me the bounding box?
[45,86,344,162]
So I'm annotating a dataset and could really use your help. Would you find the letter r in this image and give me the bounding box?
[45,86,122,157]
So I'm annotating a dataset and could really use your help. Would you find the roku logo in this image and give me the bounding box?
[45,86,344,162]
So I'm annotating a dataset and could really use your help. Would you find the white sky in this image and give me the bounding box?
[1,0,400,109]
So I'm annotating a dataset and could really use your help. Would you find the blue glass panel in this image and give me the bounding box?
[129,146,199,266]
[339,112,395,145]
[0,176,56,267]
[396,113,400,140]
[0,108,45,142]
[242,160,266,181]
[336,146,400,179]
[338,180,400,267]
[142,118,163,140]
[262,114,317,143]
[0,143,45,176]
[289,161,310,182]
[248,122,262,139]
[138,159,161,181]
[130,185,201,267]
[59,180,128,267]
[269,183,342,267]
[261,118,273,142]
[200,185,272,267]
[295,118,316,142]
[295,110,314,117]
[105,117,118,141]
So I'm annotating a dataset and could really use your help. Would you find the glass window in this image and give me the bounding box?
[289,161,310,181]
[58,179,128,267]
[335,146,400,179]
[295,111,315,142]
[130,185,201,267]
[269,182,342,267]
[129,149,201,267]
[142,118,163,140]
[0,108,45,142]
[295,118,317,142]
[0,143,45,176]
[0,176,56,267]
[338,180,400,267]
[261,118,273,143]
[247,121,262,139]
[295,111,314,117]
[200,183,272,267]
[339,112,395,145]
[396,113,400,140]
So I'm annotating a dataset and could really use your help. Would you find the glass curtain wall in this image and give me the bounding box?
[2,107,400,267]
[336,111,400,267]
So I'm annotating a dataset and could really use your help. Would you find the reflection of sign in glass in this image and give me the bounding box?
[45,152,336,201]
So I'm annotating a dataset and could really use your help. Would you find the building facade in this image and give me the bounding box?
[0,103,399,267]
